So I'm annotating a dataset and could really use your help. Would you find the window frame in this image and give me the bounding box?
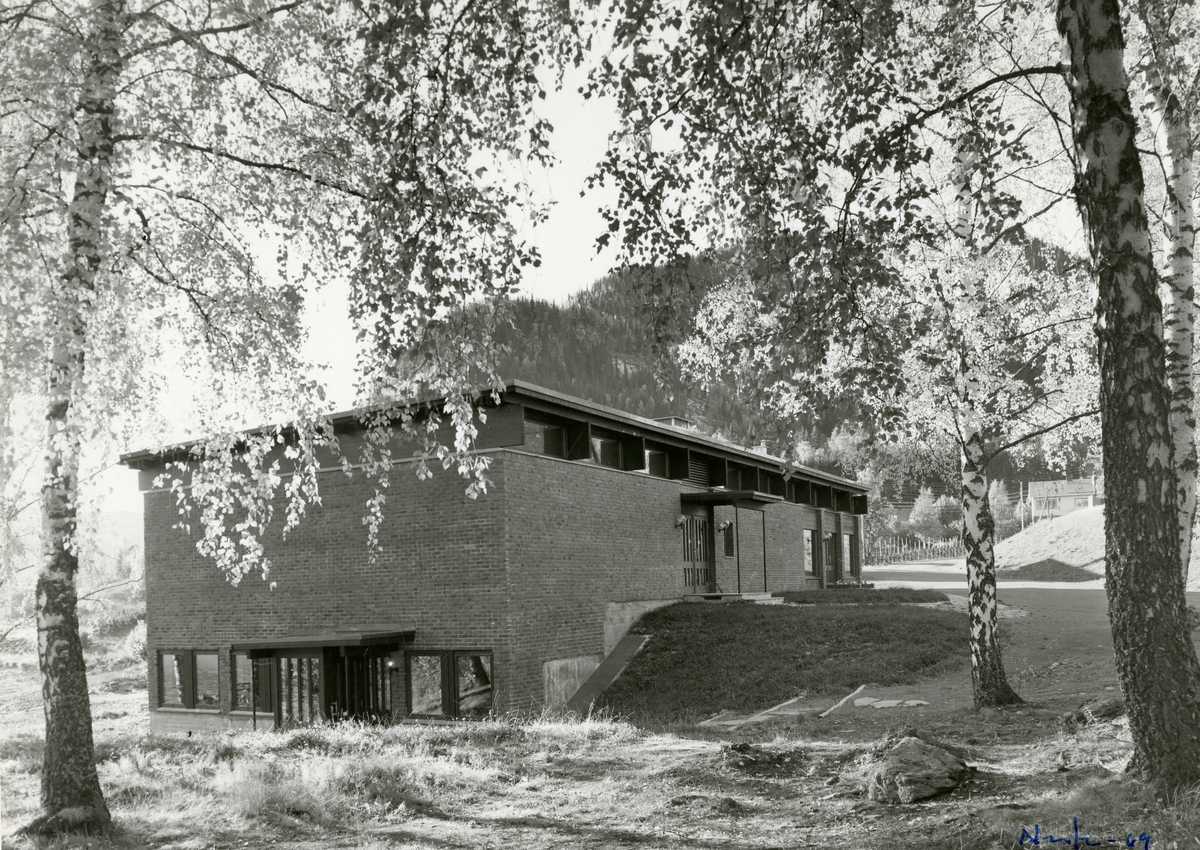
[157,649,220,711]
[405,649,495,720]
[231,652,275,713]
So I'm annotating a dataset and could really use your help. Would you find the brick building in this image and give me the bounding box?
[122,382,868,732]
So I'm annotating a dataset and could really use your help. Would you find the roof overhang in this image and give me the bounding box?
[231,628,414,653]
[680,489,784,510]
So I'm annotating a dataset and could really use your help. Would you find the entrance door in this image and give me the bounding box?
[682,511,715,591]
[327,649,393,721]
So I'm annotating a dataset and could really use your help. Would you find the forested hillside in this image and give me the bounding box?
[498,272,823,455]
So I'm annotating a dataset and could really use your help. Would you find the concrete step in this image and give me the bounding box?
[683,592,783,604]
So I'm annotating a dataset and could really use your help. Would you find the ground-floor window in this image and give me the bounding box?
[842,534,853,578]
[803,529,816,574]
[157,650,219,709]
[279,655,322,726]
[232,653,274,713]
[407,650,493,719]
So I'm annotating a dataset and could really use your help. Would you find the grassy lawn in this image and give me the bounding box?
[778,588,949,604]
[596,602,967,723]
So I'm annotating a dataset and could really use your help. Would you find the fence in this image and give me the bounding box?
[864,536,966,566]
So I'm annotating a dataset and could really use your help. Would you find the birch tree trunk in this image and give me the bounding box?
[950,140,1020,708]
[1150,81,1197,587]
[25,0,122,833]
[960,416,1022,707]
[1058,0,1200,791]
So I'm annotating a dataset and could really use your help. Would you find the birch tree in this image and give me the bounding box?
[1129,0,1199,587]
[2,0,564,831]
[1058,0,1200,790]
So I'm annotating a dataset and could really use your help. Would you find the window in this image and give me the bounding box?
[159,652,185,707]
[803,529,816,574]
[842,534,853,578]
[279,655,321,726]
[455,653,493,718]
[590,435,621,468]
[157,650,219,710]
[195,652,219,707]
[823,532,837,570]
[646,448,669,478]
[1036,498,1060,511]
[524,420,565,457]
[408,653,444,716]
[233,653,274,712]
[723,523,735,557]
[407,651,494,719]
[1074,497,1090,508]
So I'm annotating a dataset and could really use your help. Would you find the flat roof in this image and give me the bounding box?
[120,379,866,493]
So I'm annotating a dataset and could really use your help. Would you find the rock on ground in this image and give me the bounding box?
[865,737,970,804]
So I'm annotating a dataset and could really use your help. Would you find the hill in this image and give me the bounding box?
[995,507,1106,578]
[995,506,1200,588]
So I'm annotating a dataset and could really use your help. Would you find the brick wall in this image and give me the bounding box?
[498,450,704,712]
[143,458,510,717]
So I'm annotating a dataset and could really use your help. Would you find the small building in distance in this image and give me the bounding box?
[1027,477,1104,523]
[121,381,868,732]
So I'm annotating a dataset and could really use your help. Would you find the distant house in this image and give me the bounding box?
[1027,477,1103,523]
[121,381,868,732]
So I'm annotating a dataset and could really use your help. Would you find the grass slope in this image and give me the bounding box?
[597,602,967,723]
[995,507,1106,575]
[779,588,949,604]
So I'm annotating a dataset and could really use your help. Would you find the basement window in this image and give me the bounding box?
[157,650,219,710]
[406,650,494,719]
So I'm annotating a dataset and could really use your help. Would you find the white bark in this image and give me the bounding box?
[1136,0,1199,588]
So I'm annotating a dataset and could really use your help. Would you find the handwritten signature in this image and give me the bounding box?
[1018,818,1150,850]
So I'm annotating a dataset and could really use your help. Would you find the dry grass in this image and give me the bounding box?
[6,707,1200,850]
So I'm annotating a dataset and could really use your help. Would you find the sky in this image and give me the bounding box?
[303,65,621,413]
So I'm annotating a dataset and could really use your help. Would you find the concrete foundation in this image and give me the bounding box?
[604,599,676,655]
[543,654,604,709]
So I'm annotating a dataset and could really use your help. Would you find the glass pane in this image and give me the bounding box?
[524,421,547,453]
[234,654,273,711]
[194,653,219,707]
[159,653,184,707]
[842,535,853,577]
[409,654,443,715]
[803,530,814,574]
[456,654,493,718]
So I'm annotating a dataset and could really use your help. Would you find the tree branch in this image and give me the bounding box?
[906,65,1068,132]
[987,407,1099,460]
[131,136,373,200]
[127,0,307,58]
